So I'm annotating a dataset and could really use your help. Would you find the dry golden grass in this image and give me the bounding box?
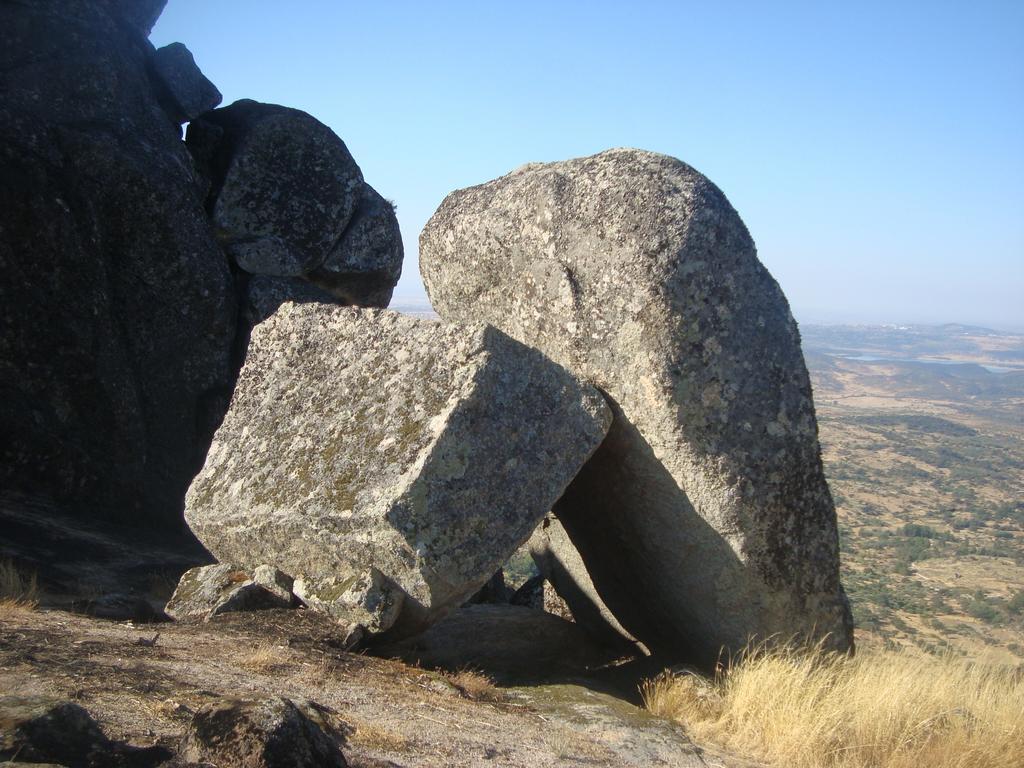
[238,642,291,674]
[445,667,503,702]
[642,643,1024,768]
[0,558,38,616]
[348,719,412,752]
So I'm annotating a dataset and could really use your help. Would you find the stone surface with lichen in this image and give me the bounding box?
[185,302,611,642]
[420,148,853,664]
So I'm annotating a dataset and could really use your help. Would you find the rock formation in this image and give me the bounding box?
[0,0,404,561]
[180,697,348,768]
[165,563,295,621]
[187,100,404,308]
[0,0,236,532]
[0,694,172,767]
[420,148,853,663]
[185,302,611,641]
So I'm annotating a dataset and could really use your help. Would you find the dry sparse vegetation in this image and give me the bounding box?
[643,643,1024,768]
[348,719,412,753]
[0,558,38,616]
[445,667,504,702]
[238,641,292,673]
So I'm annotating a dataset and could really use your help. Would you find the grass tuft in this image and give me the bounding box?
[349,720,412,753]
[238,642,291,674]
[0,558,39,616]
[445,667,503,702]
[642,642,1024,768]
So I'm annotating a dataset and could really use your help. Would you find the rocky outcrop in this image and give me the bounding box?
[187,101,403,308]
[0,695,171,767]
[306,185,404,307]
[420,148,853,663]
[0,0,237,533]
[0,1,404,564]
[165,563,295,621]
[180,697,348,768]
[151,42,223,123]
[529,515,644,654]
[185,303,611,642]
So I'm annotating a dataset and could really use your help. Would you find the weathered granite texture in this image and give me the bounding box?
[185,303,611,641]
[241,274,344,329]
[420,148,853,664]
[165,563,294,621]
[187,101,403,308]
[306,185,404,307]
[529,515,645,655]
[180,697,348,768]
[0,0,237,531]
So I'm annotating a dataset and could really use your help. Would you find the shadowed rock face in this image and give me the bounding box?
[187,100,404,309]
[185,303,611,641]
[0,0,237,532]
[529,514,645,656]
[420,148,853,664]
[180,697,348,768]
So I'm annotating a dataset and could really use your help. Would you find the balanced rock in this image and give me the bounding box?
[192,99,363,261]
[420,148,853,663]
[306,185,404,307]
[185,302,611,641]
[180,697,347,768]
[187,101,402,307]
[0,0,237,532]
[151,42,222,123]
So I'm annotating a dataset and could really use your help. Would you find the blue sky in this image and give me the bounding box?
[153,1,1024,329]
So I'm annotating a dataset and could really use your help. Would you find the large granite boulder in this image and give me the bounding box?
[306,185,404,307]
[187,100,403,307]
[0,0,237,532]
[185,303,610,641]
[420,148,853,664]
[151,42,222,124]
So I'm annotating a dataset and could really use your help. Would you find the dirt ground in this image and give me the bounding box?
[0,604,737,767]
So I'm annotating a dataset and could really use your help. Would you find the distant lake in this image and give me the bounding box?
[828,353,1022,375]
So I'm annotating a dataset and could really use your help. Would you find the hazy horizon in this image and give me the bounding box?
[153,1,1023,330]
[387,294,1024,334]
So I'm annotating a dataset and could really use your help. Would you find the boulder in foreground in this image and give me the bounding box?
[165,563,294,621]
[185,303,611,642]
[180,697,347,768]
[420,148,853,664]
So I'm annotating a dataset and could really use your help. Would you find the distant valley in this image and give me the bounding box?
[803,323,1024,662]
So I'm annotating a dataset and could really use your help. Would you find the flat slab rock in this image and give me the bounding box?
[420,147,853,664]
[185,303,610,642]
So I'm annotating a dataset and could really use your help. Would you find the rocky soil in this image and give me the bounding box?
[0,604,744,768]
